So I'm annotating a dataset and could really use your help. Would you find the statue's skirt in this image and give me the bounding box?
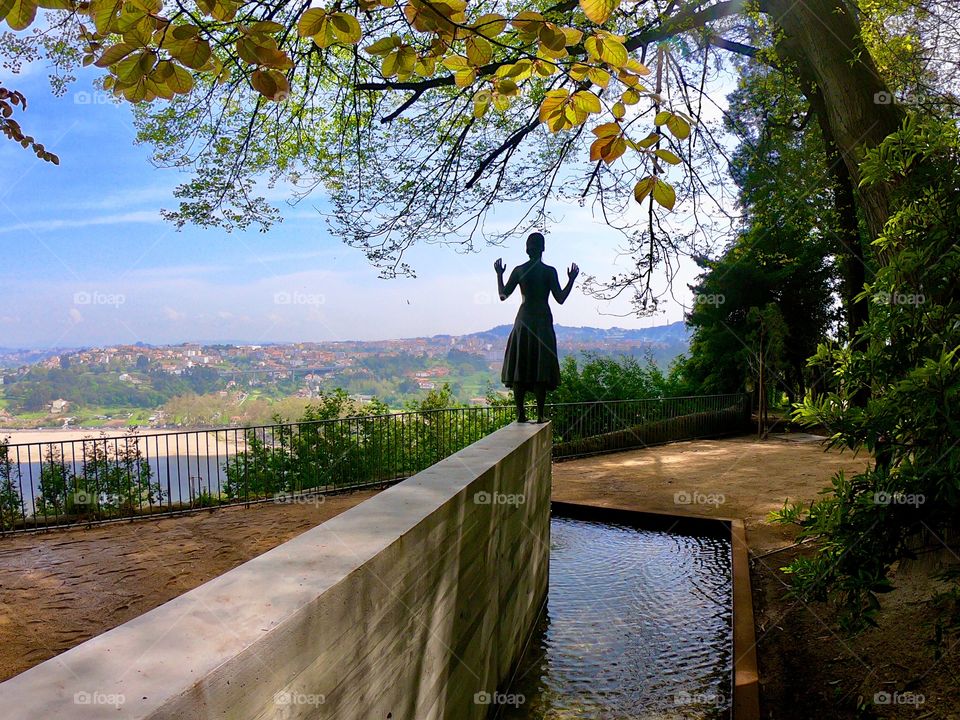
[501,308,561,390]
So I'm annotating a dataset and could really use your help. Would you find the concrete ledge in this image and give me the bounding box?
[0,422,552,720]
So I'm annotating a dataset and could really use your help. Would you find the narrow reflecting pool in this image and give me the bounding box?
[497,514,732,719]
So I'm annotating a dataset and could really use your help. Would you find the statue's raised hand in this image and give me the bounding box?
[567,263,580,282]
[494,258,506,276]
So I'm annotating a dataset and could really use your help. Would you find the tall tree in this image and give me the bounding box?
[4,0,948,284]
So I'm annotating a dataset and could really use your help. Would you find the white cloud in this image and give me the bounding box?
[0,211,160,234]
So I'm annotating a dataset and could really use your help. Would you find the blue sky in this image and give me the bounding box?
[0,62,710,348]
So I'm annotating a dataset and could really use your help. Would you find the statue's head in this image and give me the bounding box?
[526,232,545,259]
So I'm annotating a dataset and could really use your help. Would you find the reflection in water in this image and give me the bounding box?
[497,516,732,720]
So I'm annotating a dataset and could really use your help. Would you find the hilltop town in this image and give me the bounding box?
[0,322,688,429]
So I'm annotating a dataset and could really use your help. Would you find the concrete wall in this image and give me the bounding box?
[0,422,552,720]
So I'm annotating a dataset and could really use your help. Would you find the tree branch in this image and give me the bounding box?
[358,0,751,95]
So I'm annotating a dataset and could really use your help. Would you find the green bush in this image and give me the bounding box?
[776,115,960,630]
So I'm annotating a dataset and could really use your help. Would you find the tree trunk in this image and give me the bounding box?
[803,87,869,345]
[764,0,904,240]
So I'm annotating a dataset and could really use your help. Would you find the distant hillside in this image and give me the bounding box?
[0,348,76,369]
[439,321,690,366]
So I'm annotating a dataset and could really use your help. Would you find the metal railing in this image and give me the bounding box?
[0,394,749,534]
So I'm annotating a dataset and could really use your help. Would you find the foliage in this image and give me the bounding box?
[35,437,162,517]
[685,225,835,401]
[221,384,510,500]
[0,437,25,529]
[547,352,691,404]
[684,65,838,402]
[0,82,58,163]
[775,115,960,629]
[3,364,225,412]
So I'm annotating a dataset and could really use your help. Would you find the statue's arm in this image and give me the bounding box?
[552,265,578,304]
[499,267,519,300]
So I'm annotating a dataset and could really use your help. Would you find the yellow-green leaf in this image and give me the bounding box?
[167,37,211,69]
[6,0,37,30]
[571,90,600,114]
[248,20,284,34]
[382,50,399,77]
[297,8,326,37]
[538,89,568,124]
[633,177,656,204]
[587,67,611,88]
[579,0,619,25]
[465,35,492,66]
[538,23,566,53]
[396,46,417,78]
[473,89,491,117]
[585,34,627,67]
[653,179,676,209]
[637,132,660,148]
[454,68,476,87]
[329,12,361,44]
[89,0,121,34]
[655,148,682,165]
[473,12,506,38]
[511,10,544,35]
[625,58,651,75]
[533,60,556,77]
[365,35,401,56]
[654,110,671,125]
[621,88,641,105]
[612,101,625,119]
[562,27,583,45]
[441,54,470,71]
[95,42,137,68]
[165,63,194,93]
[592,121,620,138]
[569,63,589,81]
[666,114,691,139]
[637,133,661,148]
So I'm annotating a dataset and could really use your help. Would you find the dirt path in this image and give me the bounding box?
[552,434,871,553]
[0,492,377,682]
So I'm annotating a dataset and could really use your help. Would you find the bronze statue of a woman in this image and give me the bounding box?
[495,232,579,423]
